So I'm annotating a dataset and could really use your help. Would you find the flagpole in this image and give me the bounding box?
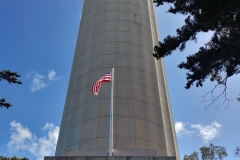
[109,66,114,156]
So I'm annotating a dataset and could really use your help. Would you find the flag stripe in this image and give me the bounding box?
[92,72,111,95]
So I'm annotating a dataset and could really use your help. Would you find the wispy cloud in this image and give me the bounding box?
[26,70,61,92]
[8,121,59,160]
[191,121,221,143]
[48,70,61,81]
[175,121,194,136]
[26,71,47,92]
[175,121,222,143]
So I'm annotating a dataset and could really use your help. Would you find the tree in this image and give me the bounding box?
[0,156,28,160]
[0,156,10,160]
[153,0,240,107]
[183,151,199,160]
[10,157,20,160]
[200,143,227,160]
[184,143,227,160]
[0,70,22,109]
[234,146,240,157]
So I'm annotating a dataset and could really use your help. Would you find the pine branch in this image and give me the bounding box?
[0,98,12,109]
[0,70,22,84]
[153,0,240,108]
[235,146,240,157]
[0,70,22,109]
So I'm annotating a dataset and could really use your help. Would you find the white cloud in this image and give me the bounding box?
[26,70,61,92]
[26,71,33,79]
[27,71,47,92]
[8,121,37,153]
[8,121,59,160]
[37,123,59,159]
[175,121,194,136]
[191,121,221,143]
[48,70,61,81]
[175,121,222,143]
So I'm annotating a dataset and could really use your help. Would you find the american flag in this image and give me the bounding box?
[92,72,111,95]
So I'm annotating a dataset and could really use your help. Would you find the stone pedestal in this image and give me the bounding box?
[63,149,157,157]
[45,156,176,160]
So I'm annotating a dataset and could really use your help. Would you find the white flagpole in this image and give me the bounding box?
[109,66,114,156]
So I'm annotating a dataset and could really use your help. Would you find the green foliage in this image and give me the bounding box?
[183,151,199,160]
[153,0,240,90]
[0,70,22,109]
[184,143,227,160]
[10,157,20,160]
[0,98,12,109]
[0,156,28,160]
[200,143,227,160]
[0,156,10,160]
[0,70,22,84]
[235,146,240,157]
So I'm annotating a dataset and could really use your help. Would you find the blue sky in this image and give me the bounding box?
[0,1,239,160]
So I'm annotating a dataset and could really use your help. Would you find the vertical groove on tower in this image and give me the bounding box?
[55,0,179,159]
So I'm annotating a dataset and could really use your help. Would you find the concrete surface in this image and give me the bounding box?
[45,156,176,160]
[55,0,179,159]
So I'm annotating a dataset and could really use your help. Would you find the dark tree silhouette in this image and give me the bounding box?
[0,70,22,109]
[184,143,227,160]
[153,0,240,107]
[0,156,28,160]
[234,146,240,157]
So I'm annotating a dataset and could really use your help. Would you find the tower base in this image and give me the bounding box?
[44,156,176,160]
[63,149,158,156]
[45,150,176,160]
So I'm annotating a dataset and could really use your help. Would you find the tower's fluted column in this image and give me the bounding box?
[55,1,179,159]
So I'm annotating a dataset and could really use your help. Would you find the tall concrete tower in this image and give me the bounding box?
[55,0,179,159]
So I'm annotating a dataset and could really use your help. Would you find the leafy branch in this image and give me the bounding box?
[153,0,240,107]
[0,70,22,84]
[234,146,240,157]
[0,70,22,109]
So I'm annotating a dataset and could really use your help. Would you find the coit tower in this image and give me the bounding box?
[55,0,179,159]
